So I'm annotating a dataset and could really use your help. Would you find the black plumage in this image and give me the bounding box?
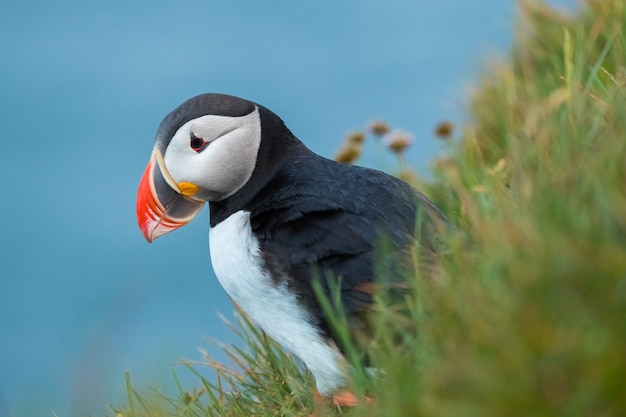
[208,102,447,352]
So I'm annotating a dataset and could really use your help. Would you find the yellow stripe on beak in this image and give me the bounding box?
[178,182,199,196]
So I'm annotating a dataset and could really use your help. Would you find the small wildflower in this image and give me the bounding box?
[383,129,413,154]
[346,131,366,145]
[431,156,453,170]
[398,169,419,186]
[335,145,361,164]
[369,120,390,136]
[435,121,454,139]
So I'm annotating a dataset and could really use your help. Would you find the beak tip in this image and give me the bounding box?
[139,222,156,243]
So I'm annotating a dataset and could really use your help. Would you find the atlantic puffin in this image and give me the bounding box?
[136,93,447,406]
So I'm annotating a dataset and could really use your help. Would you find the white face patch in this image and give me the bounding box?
[163,108,262,201]
[209,210,347,394]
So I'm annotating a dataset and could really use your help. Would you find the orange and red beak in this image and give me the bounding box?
[136,150,204,242]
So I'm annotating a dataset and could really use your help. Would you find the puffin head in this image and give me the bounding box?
[136,93,264,242]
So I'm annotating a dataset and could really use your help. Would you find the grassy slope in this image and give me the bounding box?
[114,1,626,416]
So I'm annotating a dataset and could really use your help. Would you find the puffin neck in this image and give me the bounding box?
[209,105,309,227]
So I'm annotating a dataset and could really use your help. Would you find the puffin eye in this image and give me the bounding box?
[190,133,208,152]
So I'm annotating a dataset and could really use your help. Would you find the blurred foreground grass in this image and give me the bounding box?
[113,1,626,416]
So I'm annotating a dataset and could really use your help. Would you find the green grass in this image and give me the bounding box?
[111,1,626,416]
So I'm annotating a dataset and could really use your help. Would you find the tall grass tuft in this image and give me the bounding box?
[112,1,626,416]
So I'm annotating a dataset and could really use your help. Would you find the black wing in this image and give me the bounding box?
[248,155,445,347]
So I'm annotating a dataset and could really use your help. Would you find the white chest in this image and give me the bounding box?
[208,210,346,394]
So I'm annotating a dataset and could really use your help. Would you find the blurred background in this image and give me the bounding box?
[0,1,575,416]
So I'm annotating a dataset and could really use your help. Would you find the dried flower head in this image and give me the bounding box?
[346,131,366,145]
[397,169,419,186]
[334,144,361,164]
[369,120,391,136]
[383,129,414,154]
[435,121,454,139]
[431,157,457,174]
